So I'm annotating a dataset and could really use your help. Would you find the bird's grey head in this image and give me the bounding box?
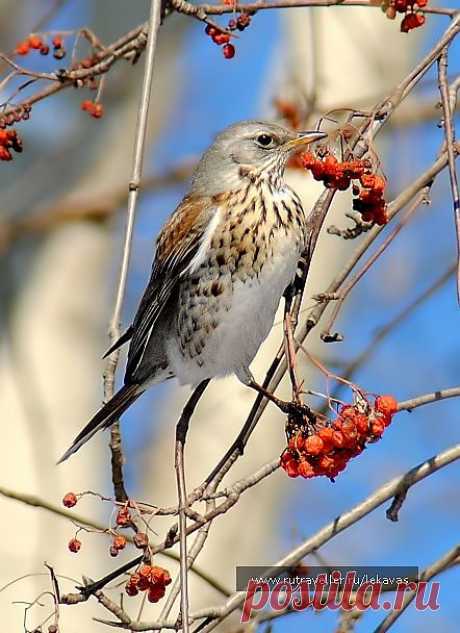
[191,120,326,196]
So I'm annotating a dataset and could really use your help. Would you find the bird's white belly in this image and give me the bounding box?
[168,239,301,385]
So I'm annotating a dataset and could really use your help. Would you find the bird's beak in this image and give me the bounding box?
[283,130,328,152]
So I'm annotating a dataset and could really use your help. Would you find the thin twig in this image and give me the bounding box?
[103,0,162,503]
[373,545,460,632]
[438,48,460,302]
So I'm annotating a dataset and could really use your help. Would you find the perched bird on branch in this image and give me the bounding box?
[59,120,326,463]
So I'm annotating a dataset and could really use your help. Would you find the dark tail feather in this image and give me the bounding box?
[57,383,142,464]
[102,326,134,359]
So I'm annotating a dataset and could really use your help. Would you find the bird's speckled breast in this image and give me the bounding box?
[167,177,308,384]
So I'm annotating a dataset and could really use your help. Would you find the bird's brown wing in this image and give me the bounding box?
[125,195,217,382]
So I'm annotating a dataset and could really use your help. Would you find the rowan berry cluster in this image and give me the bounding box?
[281,395,398,481]
[352,174,388,225]
[0,104,31,129]
[381,0,427,32]
[81,100,104,118]
[300,151,388,225]
[0,129,23,161]
[125,564,172,602]
[15,34,66,58]
[204,13,252,59]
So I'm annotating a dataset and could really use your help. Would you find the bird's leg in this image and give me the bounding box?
[283,310,303,404]
[238,367,306,416]
[175,379,209,633]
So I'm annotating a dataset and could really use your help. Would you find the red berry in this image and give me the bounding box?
[237,13,251,29]
[332,430,345,448]
[148,585,166,603]
[371,420,385,437]
[304,434,324,456]
[317,427,334,452]
[281,452,299,478]
[355,414,369,435]
[52,35,64,48]
[81,100,93,112]
[298,459,315,478]
[213,32,231,45]
[39,45,50,55]
[223,43,235,59]
[139,564,152,578]
[63,492,78,508]
[375,395,398,417]
[116,507,131,526]
[152,566,172,585]
[15,41,30,55]
[68,537,81,553]
[28,35,43,50]
[113,535,127,550]
[0,146,12,161]
[125,583,139,596]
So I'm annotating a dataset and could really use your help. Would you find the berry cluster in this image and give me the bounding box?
[204,13,252,59]
[15,34,66,58]
[352,174,388,225]
[0,104,31,129]
[301,152,366,190]
[81,100,104,118]
[381,0,427,32]
[0,129,22,161]
[300,151,388,225]
[204,25,235,59]
[281,395,398,481]
[125,564,172,603]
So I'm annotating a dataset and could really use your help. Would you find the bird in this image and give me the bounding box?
[58,120,326,463]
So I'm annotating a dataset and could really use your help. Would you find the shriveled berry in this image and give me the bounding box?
[109,545,119,557]
[134,532,149,548]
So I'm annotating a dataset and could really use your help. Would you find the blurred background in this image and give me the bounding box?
[0,0,459,631]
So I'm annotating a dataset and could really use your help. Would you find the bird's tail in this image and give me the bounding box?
[57,383,142,464]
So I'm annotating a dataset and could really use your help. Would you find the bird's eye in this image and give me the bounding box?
[256,134,274,148]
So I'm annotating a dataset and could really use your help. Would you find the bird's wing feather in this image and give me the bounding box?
[125,195,219,381]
